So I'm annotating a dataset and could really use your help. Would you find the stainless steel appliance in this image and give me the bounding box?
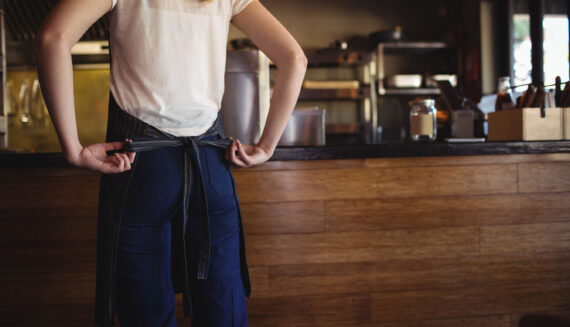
[277,107,325,146]
[220,49,270,145]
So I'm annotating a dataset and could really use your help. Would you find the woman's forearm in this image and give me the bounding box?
[35,0,113,162]
[35,35,83,162]
[256,54,307,155]
[230,1,308,156]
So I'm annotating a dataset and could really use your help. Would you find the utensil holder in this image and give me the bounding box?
[487,107,563,141]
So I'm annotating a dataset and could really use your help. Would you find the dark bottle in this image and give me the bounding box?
[495,76,514,111]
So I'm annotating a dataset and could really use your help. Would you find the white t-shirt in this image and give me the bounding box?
[108,0,253,136]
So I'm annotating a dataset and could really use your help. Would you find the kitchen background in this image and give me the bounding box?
[1,0,568,151]
[228,0,479,49]
[2,2,570,326]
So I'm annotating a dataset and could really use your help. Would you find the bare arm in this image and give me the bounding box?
[36,0,134,173]
[227,0,307,167]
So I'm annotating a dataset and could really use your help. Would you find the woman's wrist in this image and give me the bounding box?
[255,141,275,157]
[63,142,83,166]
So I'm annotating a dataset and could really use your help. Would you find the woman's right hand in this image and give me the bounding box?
[66,139,136,174]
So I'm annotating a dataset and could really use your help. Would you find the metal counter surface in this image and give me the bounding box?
[2,140,570,168]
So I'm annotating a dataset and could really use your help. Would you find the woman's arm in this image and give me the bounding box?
[226,0,307,167]
[36,0,134,173]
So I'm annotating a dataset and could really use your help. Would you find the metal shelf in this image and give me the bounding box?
[380,42,451,55]
[299,87,371,101]
[325,122,366,134]
[287,50,378,143]
[376,41,460,144]
[307,50,374,67]
[380,88,441,96]
[270,51,374,68]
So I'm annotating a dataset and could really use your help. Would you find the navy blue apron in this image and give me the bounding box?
[93,93,252,326]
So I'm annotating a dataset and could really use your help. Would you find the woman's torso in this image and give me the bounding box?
[108,0,252,137]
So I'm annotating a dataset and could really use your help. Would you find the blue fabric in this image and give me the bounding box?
[114,133,248,327]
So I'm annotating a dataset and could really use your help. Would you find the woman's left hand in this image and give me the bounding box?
[225,138,273,168]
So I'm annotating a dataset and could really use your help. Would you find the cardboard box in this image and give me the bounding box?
[562,108,570,140]
[487,107,563,141]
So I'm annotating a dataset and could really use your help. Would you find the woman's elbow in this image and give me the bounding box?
[294,51,308,69]
[280,49,307,71]
[35,28,68,54]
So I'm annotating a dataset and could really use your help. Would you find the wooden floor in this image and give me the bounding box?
[1,153,570,326]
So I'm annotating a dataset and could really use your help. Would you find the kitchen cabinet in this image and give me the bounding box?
[376,41,460,142]
[2,148,570,326]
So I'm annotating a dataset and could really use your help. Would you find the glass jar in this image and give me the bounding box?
[409,99,437,142]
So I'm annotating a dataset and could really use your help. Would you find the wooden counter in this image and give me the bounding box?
[1,152,570,326]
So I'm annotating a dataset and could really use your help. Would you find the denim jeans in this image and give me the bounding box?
[114,134,249,327]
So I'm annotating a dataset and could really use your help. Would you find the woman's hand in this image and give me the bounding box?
[67,139,136,174]
[225,138,273,168]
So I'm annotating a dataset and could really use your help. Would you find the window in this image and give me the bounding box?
[512,0,569,90]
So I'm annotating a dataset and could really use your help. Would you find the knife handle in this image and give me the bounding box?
[555,76,561,107]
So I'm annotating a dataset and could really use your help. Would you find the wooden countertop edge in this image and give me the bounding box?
[1,141,570,169]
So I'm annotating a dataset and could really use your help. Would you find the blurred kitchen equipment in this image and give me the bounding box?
[409,98,437,142]
[17,78,32,127]
[425,74,457,88]
[230,38,257,50]
[31,79,42,119]
[495,76,514,111]
[544,90,556,108]
[368,26,403,43]
[302,80,360,89]
[7,78,51,136]
[385,74,422,88]
[379,97,406,142]
[220,49,270,145]
[6,80,17,127]
[555,76,561,106]
[436,80,485,138]
[436,80,462,111]
[451,109,474,138]
[532,85,545,107]
[518,84,535,108]
[461,98,486,138]
[343,35,378,52]
[331,40,349,51]
[278,107,326,146]
[30,78,50,134]
[516,84,549,109]
[561,82,570,107]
